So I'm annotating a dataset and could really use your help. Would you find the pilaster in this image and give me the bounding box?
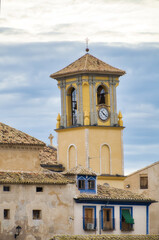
[59,80,66,127]
[93,77,97,124]
[77,76,83,125]
[109,77,114,126]
[89,76,93,125]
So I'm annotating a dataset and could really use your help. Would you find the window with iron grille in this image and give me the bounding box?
[120,207,134,231]
[83,206,96,231]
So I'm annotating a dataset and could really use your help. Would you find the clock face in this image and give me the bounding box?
[98,107,109,121]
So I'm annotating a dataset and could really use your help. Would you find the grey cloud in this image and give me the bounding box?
[0,27,26,35]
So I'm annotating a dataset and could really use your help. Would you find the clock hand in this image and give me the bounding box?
[102,111,107,117]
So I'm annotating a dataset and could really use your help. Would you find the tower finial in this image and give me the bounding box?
[85,38,89,52]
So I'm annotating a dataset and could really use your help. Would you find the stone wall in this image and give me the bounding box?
[0,183,77,240]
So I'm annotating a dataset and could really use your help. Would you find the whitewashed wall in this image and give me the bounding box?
[74,203,147,235]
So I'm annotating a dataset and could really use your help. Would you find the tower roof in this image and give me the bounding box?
[50,53,125,79]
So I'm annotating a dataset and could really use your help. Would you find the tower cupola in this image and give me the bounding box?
[50,53,125,128]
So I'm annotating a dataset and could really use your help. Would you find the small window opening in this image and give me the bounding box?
[140,176,148,189]
[97,86,106,105]
[4,209,10,219]
[36,187,43,192]
[78,180,85,189]
[33,210,41,220]
[88,180,95,190]
[3,186,10,192]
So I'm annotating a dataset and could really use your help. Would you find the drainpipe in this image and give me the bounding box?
[99,209,101,234]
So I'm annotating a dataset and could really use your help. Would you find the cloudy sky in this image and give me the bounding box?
[0,0,159,174]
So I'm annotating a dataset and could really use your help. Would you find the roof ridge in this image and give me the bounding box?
[0,122,45,146]
[127,161,159,177]
[84,53,88,70]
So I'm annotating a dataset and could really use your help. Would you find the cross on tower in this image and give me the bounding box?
[48,133,54,146]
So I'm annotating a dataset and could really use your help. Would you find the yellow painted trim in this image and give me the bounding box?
[97,175,126,181]
[55,125,125,132]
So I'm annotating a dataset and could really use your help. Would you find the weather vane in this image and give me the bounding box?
[85,38,89,52]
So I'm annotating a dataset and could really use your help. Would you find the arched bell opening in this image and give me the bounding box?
[97,85,109,106]
[66,86,77,126]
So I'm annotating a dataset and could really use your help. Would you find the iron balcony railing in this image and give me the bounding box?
[121,221,134,231]
[83,218,96,231]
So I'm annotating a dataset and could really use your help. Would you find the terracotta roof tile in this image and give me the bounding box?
[50,53,125,79]
[51,235,159,240]
[39,146,57,165]
[0,170,74,184]
[63,165,97,176]
[0,122,45,146]
[74,184,154,202]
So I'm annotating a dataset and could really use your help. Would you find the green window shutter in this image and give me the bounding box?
[122,209,134,224]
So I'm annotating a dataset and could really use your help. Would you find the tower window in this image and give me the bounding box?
[97,86,106,104]
[71,88,77,125]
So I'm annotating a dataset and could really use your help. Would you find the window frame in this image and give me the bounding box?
[120,207,134,231]
[77,175,96,193]
[97,85,106,105]
[71,88,77,126]
[78,179,85,190]
[140,175,148,189]
[3,186,10,192]
[36,187,43,192]
[32,210,42,220]
[83,206,96,231]
[88,179,95,190]
[101,206,115,231]
[4,209,10,219]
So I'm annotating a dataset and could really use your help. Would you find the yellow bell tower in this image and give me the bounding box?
[50,50,126,188]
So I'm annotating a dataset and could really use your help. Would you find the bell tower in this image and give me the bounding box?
[50,51,126,188]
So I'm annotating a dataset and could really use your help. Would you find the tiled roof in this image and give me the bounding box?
[63,165,97,176]
[39,146,57,165]
[50,53,125,79]
[0,122,45,146]
[74,184,154,202]
[51,235,159,240]
[0,170,74,184]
